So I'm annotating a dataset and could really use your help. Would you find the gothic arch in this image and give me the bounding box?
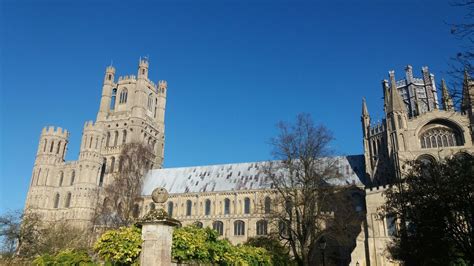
[418,119,464,149]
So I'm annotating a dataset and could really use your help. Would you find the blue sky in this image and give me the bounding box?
[0,0,465,213]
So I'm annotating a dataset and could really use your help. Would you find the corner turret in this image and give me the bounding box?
[138,57,149,80]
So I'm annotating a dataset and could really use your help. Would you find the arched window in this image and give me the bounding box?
[43,139,48,152]
[65,192,71,208]
[70,170,75,185]
[417,154,436,165]
[234,220,245,236]
[264,196,271,214]
[256,220,268,235]
[224,198,230,215]
[154,98,158,118]
[244,197,250,214]
[89,136,93,149]
[194,221,203,228]
[212,221,224,235]
[50,141,54,153]
[419,121,463,149]
[132,204,140,218]
[53,193,60,208]
[122,130,127,144]
[149,202,156,211]
[110,88,117,110]
[106,132,111,147]
[110,157,115,173]
[167,201,174,217]
[119,88,128,104]
[279,220,290,237]
[58,171,64,186]
[186,200,192,216]
[99,158,106,187]
[147,93,153,111]
[95,137,99,149]
[386,215,397,236]
[56,141,61,154]
[113,131,118,146]
[205,199,211,215]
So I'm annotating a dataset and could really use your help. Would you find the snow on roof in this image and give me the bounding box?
[142,155,366,195]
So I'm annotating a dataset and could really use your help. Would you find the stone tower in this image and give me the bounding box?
[24,58,168,228]
[351,65,474,266]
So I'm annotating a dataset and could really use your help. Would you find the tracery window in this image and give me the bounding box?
[234,220,245,236]
[147,93,153,111]
[149,202,156,211]
[256,220,268,235]
[420,126,462,149]
[213,221,224,235]
[119,88,128,104]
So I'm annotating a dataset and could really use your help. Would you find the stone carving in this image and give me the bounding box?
[151,187,168,203]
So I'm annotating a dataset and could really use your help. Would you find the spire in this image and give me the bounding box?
[362,97,369,117]
[441,79,454,111]
[388,70,405,113]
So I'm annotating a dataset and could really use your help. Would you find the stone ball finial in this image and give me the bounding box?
[151,187,168,203]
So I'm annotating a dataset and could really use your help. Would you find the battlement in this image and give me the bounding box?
[365,184,391,194]
[41,126,69,138]
[158,80,167,89]
[83,120,98,130]
[139,57,149,67]
[369,122,385,136]
[118,75,137,82]
[106,66,116,73]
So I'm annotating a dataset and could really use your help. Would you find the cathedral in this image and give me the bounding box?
[24,59,474,265]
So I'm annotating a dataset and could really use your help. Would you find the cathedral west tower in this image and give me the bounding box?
[24,58,168,228]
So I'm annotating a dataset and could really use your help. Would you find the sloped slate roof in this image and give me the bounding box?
[142,155,366,195]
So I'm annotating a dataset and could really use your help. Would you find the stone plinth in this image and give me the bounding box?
[139,207,181,266]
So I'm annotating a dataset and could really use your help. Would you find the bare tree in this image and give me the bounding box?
[263,113,351,266]
[94,142,154,228]
[1,209,88,258]
[448,0,474,106]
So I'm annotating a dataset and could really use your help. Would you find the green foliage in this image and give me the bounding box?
[93,226,142,265]
[33,249,94,265]
[383,155,474,265]
[245,236,292,266]
[172,225,272,265]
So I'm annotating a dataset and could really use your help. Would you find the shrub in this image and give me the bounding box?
[93,226,141,265]
[33,249,94,265]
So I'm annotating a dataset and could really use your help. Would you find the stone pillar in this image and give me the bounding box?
[139,188,181,266]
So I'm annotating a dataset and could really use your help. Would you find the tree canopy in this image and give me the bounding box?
[382,154,474,265]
